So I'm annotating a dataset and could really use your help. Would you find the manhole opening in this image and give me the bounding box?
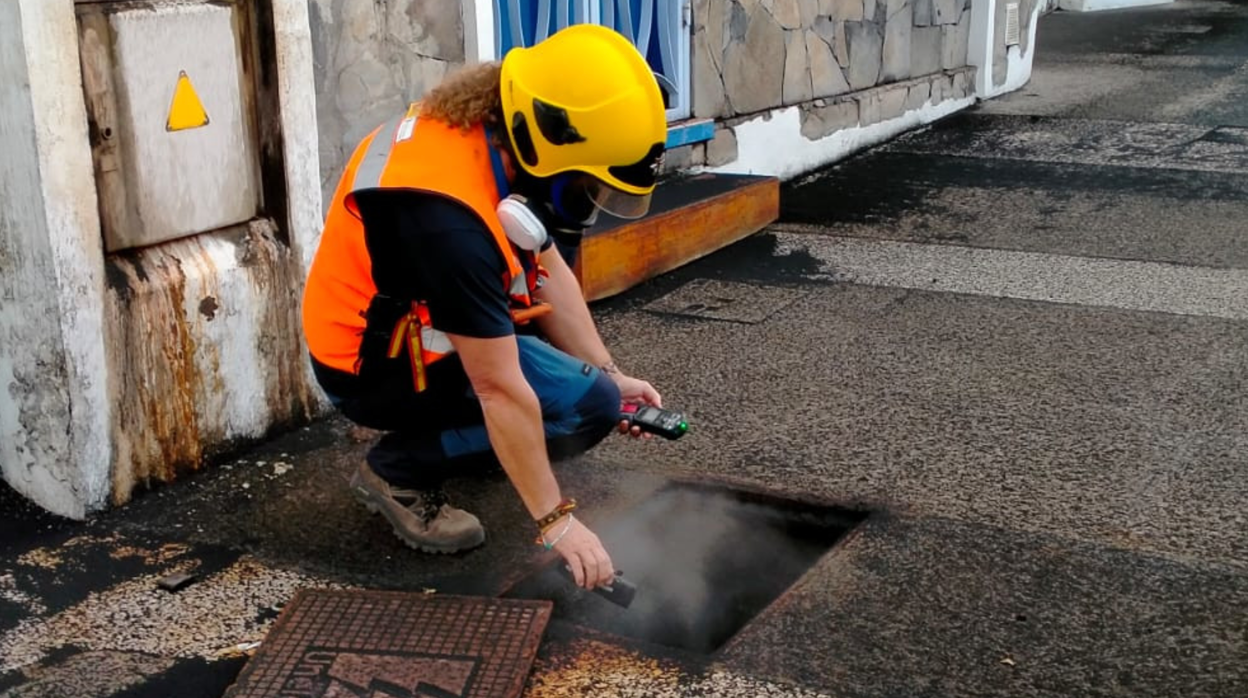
[505,483,868,655]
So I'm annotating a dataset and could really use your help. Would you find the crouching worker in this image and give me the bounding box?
[300,25,668,590]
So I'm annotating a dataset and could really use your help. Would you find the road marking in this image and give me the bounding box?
[773,233,1248,321]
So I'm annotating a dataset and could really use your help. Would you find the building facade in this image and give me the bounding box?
[2,0,1049,517]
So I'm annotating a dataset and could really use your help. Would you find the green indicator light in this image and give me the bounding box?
[679,422,688,431]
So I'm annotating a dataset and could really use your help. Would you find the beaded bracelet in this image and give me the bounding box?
[537,513,575,550]
[535,498,577,531]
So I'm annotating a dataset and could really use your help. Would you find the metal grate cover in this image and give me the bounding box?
[644,279,806,325]
[224,590,552,698]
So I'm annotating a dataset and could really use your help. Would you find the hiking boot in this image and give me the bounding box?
[348,462,485,554]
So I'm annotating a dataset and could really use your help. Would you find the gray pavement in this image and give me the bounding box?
[4,1,1248,696]
[981,0,1248,126]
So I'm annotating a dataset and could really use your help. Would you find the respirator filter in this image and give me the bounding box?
[496,195,549,251]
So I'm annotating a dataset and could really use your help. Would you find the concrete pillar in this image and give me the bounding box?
[968,0,999,98]
[0,0,324,518]
[969,0,1046,99]
[464,0,499,63]
[1,0,111,519]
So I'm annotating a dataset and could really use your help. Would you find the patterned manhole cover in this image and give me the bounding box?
[223,590,552,698]
[644,279,806,324]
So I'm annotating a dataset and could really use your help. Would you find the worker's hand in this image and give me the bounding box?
[612,374,662,438]
[551,516,615,589]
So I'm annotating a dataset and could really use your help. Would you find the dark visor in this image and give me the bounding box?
[607,142,665,189]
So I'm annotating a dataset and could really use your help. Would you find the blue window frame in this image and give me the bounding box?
[493,0,691,122]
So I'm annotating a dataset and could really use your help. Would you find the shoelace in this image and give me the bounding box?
[391,487,449,524]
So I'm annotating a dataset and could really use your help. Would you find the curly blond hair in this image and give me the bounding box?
[420,62,504,133]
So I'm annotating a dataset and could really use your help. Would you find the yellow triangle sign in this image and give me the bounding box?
[166,71,209,132]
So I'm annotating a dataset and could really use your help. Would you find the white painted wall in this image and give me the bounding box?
[1059,0,1172,11]
[272,0,326,278]
[1,0,324,518]
[706,96,976,181]
[968,0,1045,99]
[992,1,1046,98]
[0,0,110,519]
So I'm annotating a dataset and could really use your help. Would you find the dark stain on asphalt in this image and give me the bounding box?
[779,135,1248,228]
[108,656,246,698]
[2,526,243,623]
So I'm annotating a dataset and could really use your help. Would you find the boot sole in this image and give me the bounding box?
[355,492,486,555]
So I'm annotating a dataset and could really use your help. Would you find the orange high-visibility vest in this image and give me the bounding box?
[302,105,545,384]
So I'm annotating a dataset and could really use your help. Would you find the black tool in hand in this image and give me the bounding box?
[560,566,638,608]
[620,403,689,440]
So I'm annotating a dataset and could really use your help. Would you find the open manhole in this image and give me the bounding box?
[223,590,551,698]
[505,483,867,654]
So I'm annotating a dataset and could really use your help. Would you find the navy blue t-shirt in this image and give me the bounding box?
[354,190,525,339]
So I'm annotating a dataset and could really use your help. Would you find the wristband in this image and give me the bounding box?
[535,498,577,531]
[536,513,575,550]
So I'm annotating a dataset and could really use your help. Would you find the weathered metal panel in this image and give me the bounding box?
[104,221,318,503]
[104,2,260,251]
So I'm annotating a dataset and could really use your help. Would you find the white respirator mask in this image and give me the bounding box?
[496,194,549,251]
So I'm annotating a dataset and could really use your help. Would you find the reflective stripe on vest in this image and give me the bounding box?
[352,111,408,195]
[421,324,454,355]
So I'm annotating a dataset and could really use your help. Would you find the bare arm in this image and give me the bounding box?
[448,331,612,588]
[532,246,613,366]
[532,247,663,413]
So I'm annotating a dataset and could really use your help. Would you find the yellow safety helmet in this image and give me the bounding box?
[500,23,667,219]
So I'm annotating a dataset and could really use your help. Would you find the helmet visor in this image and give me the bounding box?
[585,178,653,220]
